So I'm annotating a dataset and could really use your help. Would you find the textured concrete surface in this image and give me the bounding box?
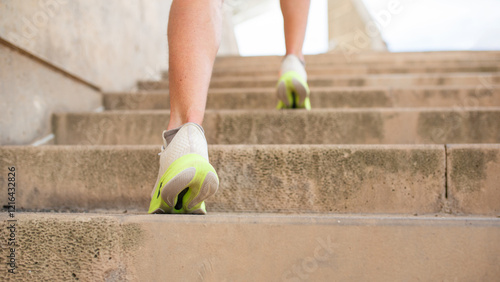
[139,73,500,90]
[447,144,500,216]
[0,0,170,91]
[1,213,499,281]
[0,43,101,145]
[214,51,500,66]
[0,145,446,213]
[104,85,500,110]
[52,108,500,145]
[183,63,500,78]
[3,20,500,282]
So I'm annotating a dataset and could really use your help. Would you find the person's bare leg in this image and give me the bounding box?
[276,0,311,110]
[167,0,222,130]
[148,0,222,215]
[280,0,310,62]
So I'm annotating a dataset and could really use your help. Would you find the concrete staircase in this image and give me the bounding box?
[1,51,500,281]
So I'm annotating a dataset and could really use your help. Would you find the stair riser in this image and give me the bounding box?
[2,213,499,281]
[164,65,500,78]
[215,59,500,68]
[1,145,445,213]
[139,74,500,90]
[214,51,500,66]
[1,145,499,215]
[53,110,500,145]
[214,58,500,68]
[447,145,500,215]
[104,86,500,110]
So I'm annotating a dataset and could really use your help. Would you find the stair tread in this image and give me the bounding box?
[104,85,500,110]
[3,211,499,281]
[4,211,500,222]
[139,72,500,89]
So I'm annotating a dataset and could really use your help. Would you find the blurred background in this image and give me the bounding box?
[234,0,500,56]
[3,0,500,91]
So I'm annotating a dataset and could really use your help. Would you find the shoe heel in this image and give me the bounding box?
[292,78,311,110]
[276,71,310,110]
[149,154,219,214]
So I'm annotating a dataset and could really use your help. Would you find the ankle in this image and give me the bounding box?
[167,111,204,130]
[285,52,305,64]
[279,53,308,81]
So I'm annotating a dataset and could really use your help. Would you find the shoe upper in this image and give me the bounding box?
[151,122,209,198]
[279,54,307,81]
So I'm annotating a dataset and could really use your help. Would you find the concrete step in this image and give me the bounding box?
[139,73,500,90]
[52,108,500,145]
[189,63,500,78]
[214,51,500,67]
[7,50,500,282]
[1,145,499,215]
[217,51,500,61]
[104,85,500,110]
[0,145,443,213]
[447,144,500,215]
[2,212,499,281]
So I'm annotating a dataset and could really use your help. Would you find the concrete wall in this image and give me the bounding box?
[0,0,171,92]
[0,42,101,145]
[0,0,238,145]
[0,0,172,145]
[328,0,387,54]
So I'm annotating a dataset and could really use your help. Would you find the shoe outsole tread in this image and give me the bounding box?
[276,71,311,110]
[148,154,219,215]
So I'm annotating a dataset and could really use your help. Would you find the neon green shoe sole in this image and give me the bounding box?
[276,71,311,110]
[148,154,219,215]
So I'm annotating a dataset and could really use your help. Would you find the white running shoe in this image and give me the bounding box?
[148,123,219,214]
[276,54,311,110]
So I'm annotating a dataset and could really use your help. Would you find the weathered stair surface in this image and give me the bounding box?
[447,144,500,215]
[104,86,500,110]
[2,51,500,280]
[166,63,500,78]
[1,144,499,215]
[1,213,499,281]
[52,108,500,145]
[139,72,500,90]
[212,51,500,66]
